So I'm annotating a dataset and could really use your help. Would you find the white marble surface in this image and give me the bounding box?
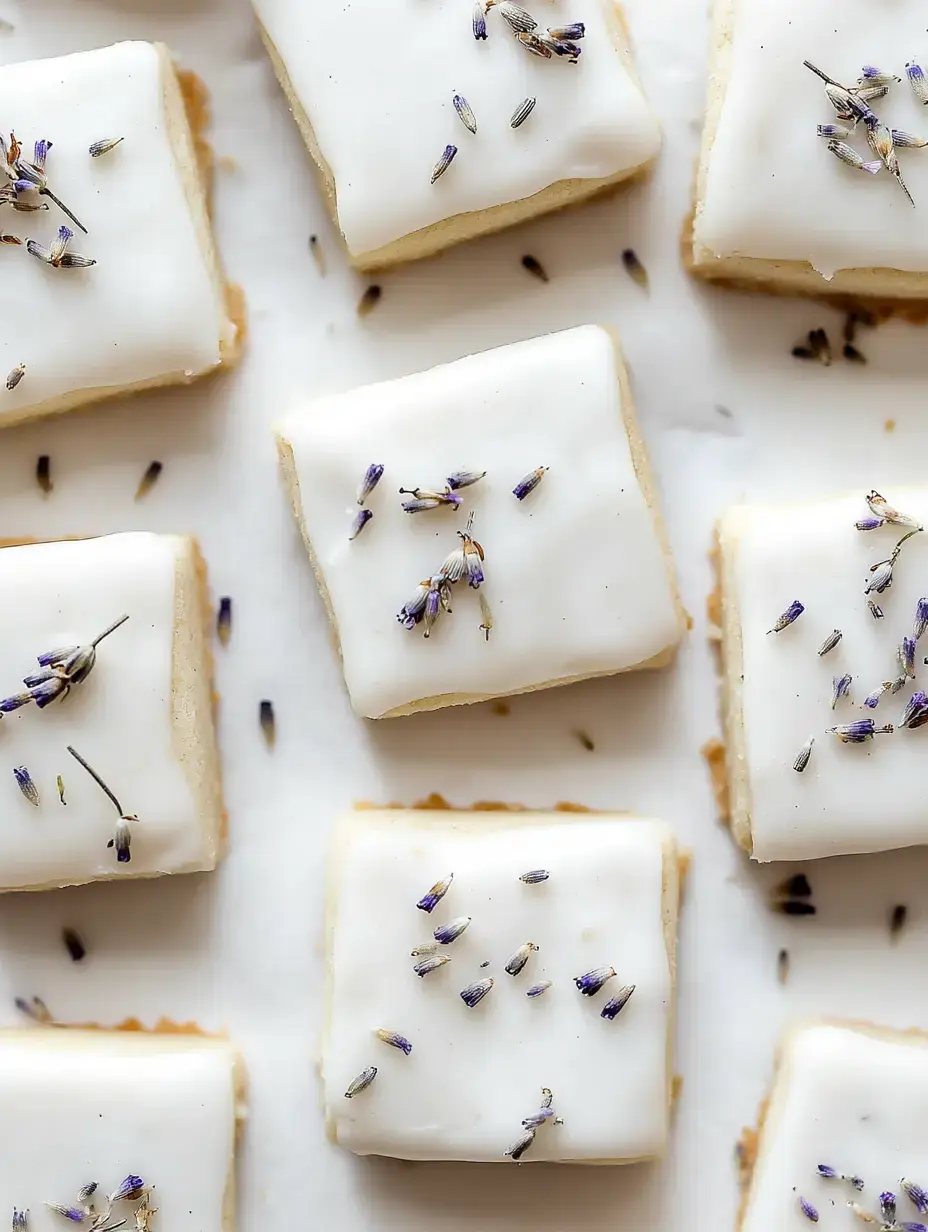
[3,3,928,1232]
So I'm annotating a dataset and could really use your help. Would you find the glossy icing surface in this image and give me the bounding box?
[696,0,928,278]
[0,41,226,420]
[252,0,660,256]
[0,1029,237,1232]
[324,810,676,1162]
[743,1023,928,1232]
[727,491,928,861]
[0,532,217,889]
[277,326,680,718]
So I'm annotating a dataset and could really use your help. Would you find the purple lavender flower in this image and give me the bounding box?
[816,1164,838,1179]
[914,600,928,641]
[398,581,430,630]
[799,1196,818,1222]
[505,1128,535,1160]
[430,144,458,184]
[574,966,616,996]
[831,674,852,709]
[433,916,471,945]
[472,2,488,38]
[32,139,50,172]
[601,984,636,1020]
[864,684,890,709]
[356,463,384,506]
[416,873,453,913]
[903,1180,928,1215]
[548,21,585,39]
[108,1178,145,1206]
[513,466,548,501]
[522,1107,554,1129]
[900,691,928,730]
[826,719,894,743]
[13,767,39,807]
[13,1210,27,1232]
[348,509,373,541]
[881,1193,898,1224]
[901,636,917,679]
[375,1029,413,1055]
[768,600,804,633]
[423,576,449,638]
[857,515,888,530]
[460,977,494,1008]
[446,470,486,491]
[45,1207,83,1223]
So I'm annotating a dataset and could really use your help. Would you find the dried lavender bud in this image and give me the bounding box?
[36,454,51,494]
[526,980,552,997]
[510,97,536,128]
[817,122,853,139]
[473,1,488,38]
[777,873,812,899]
[460,977,494,1007]
[13,766,39,806]
[863,683,891,709]
[15,995,51,1023]
[6,363,24,390]
[907,61,928,104]
[446,470,485,491]
[259,699,276,747]
[621,248,648,289]
[357,463,384,505]
[600,984,636,1019]
[521,254,548,282]
[433,916,471,945]
[357,285,381,316]
[89,137,124,158]
[831,673,852,709]
[793,737,815,772]
[768,601,804,633]
[45,1206,83,1223]
[513,466,548,500]
[777,948,789,984]
[859,65,900,85]
[26,226,94,270]
[901,636,918,679]
[548,22,585,39]
[880,1192,897,1225]
[134,460,162,501]
[520,869,549,883]
[914,598,928,641]
[798,1197,818,1223]
[892,129,928,148]
[826,139,881,174]
[452,93,477,134]
[902,1179,928,1214]
[891,903,908,938]
[900,691,928,730]
[505,1128,535,1160]
[574,966,615,996]
[430,145,457,184]
[499,1,537,33]
[410,941,439,957]
[417,873,453,913]
[217,596,232,646]
[816,1164,864,1189]
[413,955,451,977]
[521,1108,554,1129]
[344,1067,377,1098]
[818,629,842,656]
[517,31,552,58]
[504,941,538,976]
[375,1029,412,1055]
[349,509,373,541]
[826,719,893,742]
[62,927,85,962]
[808,328,832,365]
[13,1211,27,1232]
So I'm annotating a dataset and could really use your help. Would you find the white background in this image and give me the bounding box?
[1,0,928,1228]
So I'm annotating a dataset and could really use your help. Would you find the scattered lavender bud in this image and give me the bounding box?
[15,995,52,1023]
[510,97,536,128]
[505,1128,535,1160]
[513,465,548,500]
[45,1208,83,1223]
[349,509,373,541]
[433,916,471,945]
[817,1165,864,1189]
[108,1178,145,1205]
[859,65,899,84]
[217,596,232,646]
[817,122,852,139]
[357,285,381,316]
[855,84,889,103]
[135,460,162,501]
[521,1108,554,1129]
[498,2,537,33]
[880,1192,897,1224]
[863,683,891,709]
[907,61,928,104]
[357,463,384,506]
[521,254,548,282]
[76,1187,96,1205]
[900,690,928,730]
[473,0,487,38]
[621,248,648,290]
[891,903,908,938]
[768,600,804,633]
[868,599,885,620]
[460,977,494,1007]
[799,1197,819,1223]
[410,941,439,957]
[259,699,276,748]
[600,984,636,1020]
[547,21,585,39]
[375,1029,412,1055]
[13,766,39,806]
[914,598,928,641]
[430,144,457,184]
[793,736,815,772]
[417,873,453,912]
[62,927,85,962]
[827,139,881,174]
[900,636,917,678]
[12,1212,27,1232]
[36,454,51,494]
[517,31,553,58]
[413,955,451,977]
[826,719,894,742]
[831,674,852,709]
[856,517,884,532]
[777,948,789,984]
[526,980,552,997]
[520,869,550,883]
[452,93,477,134]
[818,629,842,656]
[344,1066,377,1098]
[27,225,95,270]
[574,966,616,996]
[446,470,485,490]
[6,363,24,390]
[892,129,928,148]
[504,941,538,976]
[89,137,124,158]
[808,327,832,364]
[903,1179,928,1215]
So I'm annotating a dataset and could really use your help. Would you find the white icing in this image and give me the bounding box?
[324,810,675,1163]
[696,0,928,278]
[0,1029,236,1232]
[727,491,928,862]
[276,326,681,719]
[0,41,226,420]
[252,0,660,257]
[743,1023,928,1232]
[0,532,218,889]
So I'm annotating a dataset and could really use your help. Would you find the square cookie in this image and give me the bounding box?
[0,532,223,891]
[691,0,928,298]
[0,41,238,427]
[718,490,928,862]
[323,809,681,1163]
[252,0,660,268]
[275,325,684,719]
[741,1022,928,1231]
[0,1028,240,1232]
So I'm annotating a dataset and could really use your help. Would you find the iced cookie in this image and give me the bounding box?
[740,1022,928,1231]
[323,809,681,1163]
[252,0,660,268]
[0,532,223,891]
[0,1029,241,1232]
[275,325,684,719]
[717,490,928,862]
[691,0,928,298]
[0,41,238,427]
